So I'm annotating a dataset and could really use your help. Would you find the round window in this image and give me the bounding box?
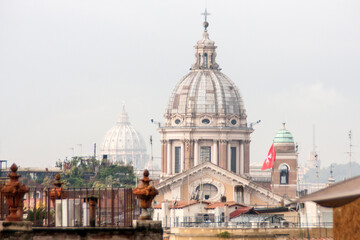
[231,119,237,125]
[175,119,181,125]
[202,118,210,124]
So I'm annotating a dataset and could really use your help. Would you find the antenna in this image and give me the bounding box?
[149,135,154,175]
[150,119,161,128]
[93,143,96,159]
[348,130,353,178]
[249,120,261,128]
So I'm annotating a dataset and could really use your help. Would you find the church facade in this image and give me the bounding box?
[154,17,298,207]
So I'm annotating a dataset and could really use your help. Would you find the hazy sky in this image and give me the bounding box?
[0,0,359,172]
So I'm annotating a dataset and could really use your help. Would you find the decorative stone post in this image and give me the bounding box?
[133,170,158,220]
[50,174,66,207]
[0,163,29,221]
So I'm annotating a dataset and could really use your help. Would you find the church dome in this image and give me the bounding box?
[165,21,247,128]
[100,105,147,169]
[274,123,294,143]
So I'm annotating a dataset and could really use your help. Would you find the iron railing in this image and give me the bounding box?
[0,187,139,227]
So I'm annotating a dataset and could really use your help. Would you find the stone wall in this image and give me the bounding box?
[167,227,333,240]
[0,221,163,240]
[333,197,360,240]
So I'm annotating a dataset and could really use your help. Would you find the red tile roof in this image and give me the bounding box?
[205,201,247,209]
[230,207,258,219]
[153,200,209,209]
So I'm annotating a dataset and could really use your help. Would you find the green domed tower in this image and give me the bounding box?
[271,123,298,199]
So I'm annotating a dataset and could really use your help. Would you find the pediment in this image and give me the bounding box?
[156,162,290,205]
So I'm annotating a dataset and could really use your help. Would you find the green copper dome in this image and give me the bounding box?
[274,123,294,143]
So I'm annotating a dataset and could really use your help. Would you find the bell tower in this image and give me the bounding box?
[271,123,298,199]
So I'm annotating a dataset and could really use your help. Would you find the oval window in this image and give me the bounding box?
[231,119,237,125]
[175,119,181,125]
[202,119,210,124]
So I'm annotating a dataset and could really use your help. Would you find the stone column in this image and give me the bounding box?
[212,140,218,165]
[167,141,172,175]
[244,140,250,174]
[181,141,185,172]
[236,141,240,174]
[184,139,194,170]
[161,140,167,175]
[194,140,199,166]
[219,140,227,169]
[227,142,231,171]
[239,141,244,174]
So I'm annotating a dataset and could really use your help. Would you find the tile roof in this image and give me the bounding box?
[205,201,247,209]
[229,207,258,219]
[153,200,209,209]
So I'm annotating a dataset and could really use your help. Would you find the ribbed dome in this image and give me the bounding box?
[274,123,294,143]
[166,70,245,116]
[164,25,247,128]
[100,105,147,169]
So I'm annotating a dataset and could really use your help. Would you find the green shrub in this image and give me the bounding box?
[217,231,230,238]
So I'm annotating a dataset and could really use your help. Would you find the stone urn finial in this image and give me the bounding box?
[133,169,158,220]
[0,163,29,221]
[50,174,66,207]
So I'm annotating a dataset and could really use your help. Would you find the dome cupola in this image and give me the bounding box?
[165,13,248,128]
[274,123,294,144]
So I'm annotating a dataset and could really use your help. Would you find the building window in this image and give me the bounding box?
[200,146,211,162]
[231,147,236,173]
[204,53,208,68]
[198,54,201,65]
[202,118,210,124]
[175,147,181,173]
[280,165,289,185]
[235,185,244,203]
[196,183,218,201]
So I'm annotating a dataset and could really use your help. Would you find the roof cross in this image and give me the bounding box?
[201,8,211,22]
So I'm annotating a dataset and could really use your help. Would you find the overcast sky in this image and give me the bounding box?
[0,0,359,173]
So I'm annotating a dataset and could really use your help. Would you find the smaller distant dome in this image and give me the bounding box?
[274,123,294,143]
[100,105,147,169]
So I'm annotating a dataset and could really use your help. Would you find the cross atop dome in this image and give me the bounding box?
[201,8,211,32]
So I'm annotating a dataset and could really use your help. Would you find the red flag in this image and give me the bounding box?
[261,144,276,171]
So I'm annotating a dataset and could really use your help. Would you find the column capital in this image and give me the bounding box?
[219,139,228,144]
[183,139,193,144]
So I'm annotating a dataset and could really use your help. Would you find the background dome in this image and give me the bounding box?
[274,123,294,143]
[100,105,147,169]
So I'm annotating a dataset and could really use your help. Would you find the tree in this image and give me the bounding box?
[56,157,135,188]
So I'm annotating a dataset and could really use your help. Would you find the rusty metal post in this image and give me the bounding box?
[87,195,98,227]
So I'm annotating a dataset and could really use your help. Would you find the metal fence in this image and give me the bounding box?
[0,187,139,227]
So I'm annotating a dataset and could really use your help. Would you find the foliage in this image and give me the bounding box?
[217,231,230,238]
[26,207,52,221]
[40,176,53,189]
[58,156,136,188]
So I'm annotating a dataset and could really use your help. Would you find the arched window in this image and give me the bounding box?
[204,53,208,68]
[280,165,289,185]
